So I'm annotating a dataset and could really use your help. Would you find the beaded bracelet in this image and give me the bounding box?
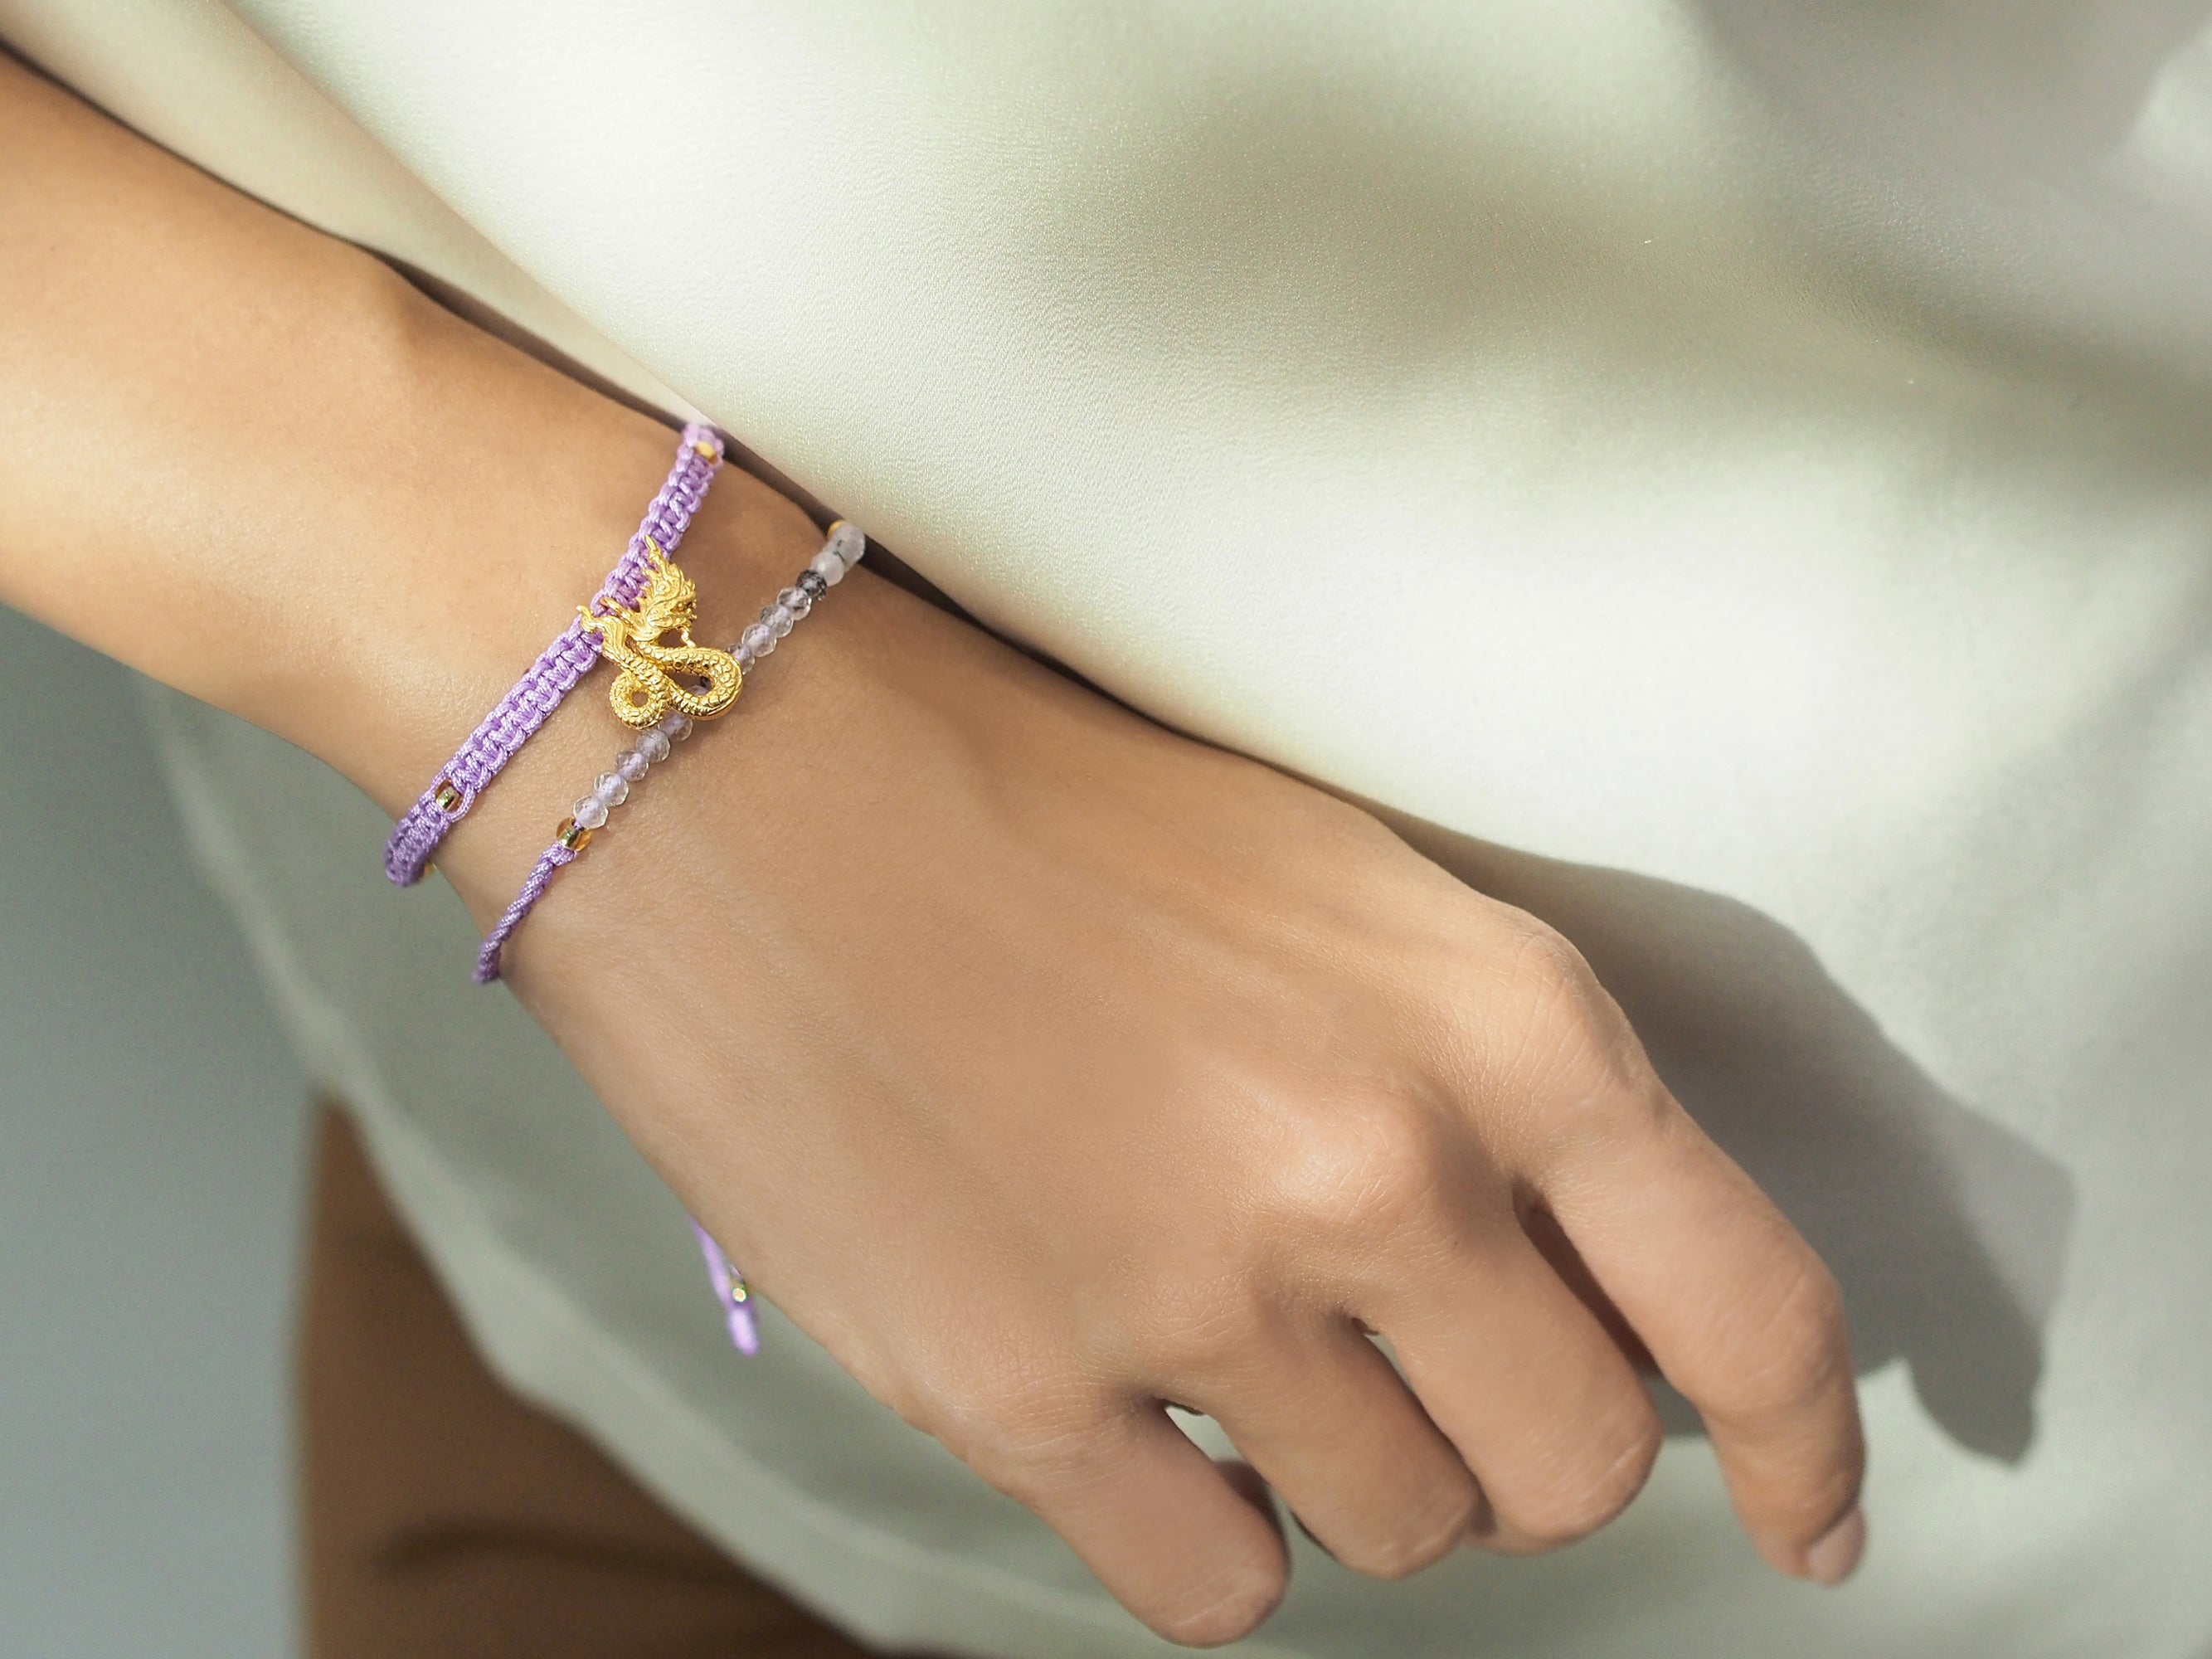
[383,423,727,887]
[476,518,866,1357]
[473,518,867,984]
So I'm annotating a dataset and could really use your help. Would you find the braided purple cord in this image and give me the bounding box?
[384,424,726,887]
[472,841,577,984]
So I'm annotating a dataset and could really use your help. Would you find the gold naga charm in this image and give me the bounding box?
[578,538,742,727]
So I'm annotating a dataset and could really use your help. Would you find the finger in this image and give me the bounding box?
[1539,1092,1865,1582]
[1369,1225,1663,1554]
[1522,1194,1656,1374]
[975,1403,1289,1646]
[1188,1318,1484,1579]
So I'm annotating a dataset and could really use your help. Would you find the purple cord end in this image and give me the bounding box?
[691,1218,761,1356]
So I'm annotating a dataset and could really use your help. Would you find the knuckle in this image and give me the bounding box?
[1512,1408,1664,1546]
[1343,1487,1484,1580]
[1264,1095,1454,1245]
[1135,1287,1272,1384]
[968,1419,1115,1502]
[915,1371,1117,1496]
[1480,919,1661,1137]
[1725,1257,1851,1420]
[1505,919,1602,1009]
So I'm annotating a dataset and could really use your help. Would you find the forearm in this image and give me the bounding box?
[0,51,801,828]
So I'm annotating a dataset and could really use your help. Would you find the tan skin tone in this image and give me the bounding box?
[0,53,1864,1643]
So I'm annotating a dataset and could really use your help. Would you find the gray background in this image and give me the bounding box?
[0,602,304,1658]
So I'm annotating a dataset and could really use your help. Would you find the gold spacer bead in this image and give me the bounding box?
[433,780,464,813]
[693,440,718,461]
[557,816,593,854]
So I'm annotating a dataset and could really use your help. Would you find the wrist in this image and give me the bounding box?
[231,282,809,824]
[443,502,837,936]
[296,373,824,922]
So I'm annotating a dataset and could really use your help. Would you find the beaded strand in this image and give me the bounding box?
[735,518,865,671]
[472,518,866,1353]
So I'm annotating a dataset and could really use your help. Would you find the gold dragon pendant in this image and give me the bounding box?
[578,538,742,727]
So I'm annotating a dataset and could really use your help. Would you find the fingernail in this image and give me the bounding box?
[1805,1506,1866,1587]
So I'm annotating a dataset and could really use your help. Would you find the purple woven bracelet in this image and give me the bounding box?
[382,423,727,887]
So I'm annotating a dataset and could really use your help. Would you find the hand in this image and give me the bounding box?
[0,57,1862,1645]
[439,494,1866,1645]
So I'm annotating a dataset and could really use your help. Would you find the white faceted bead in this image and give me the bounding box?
[761,602,795,640]
[777,585,812,620]
[594,771,630,807]
[615,748,650,782]
[741,622,776,659]
[824,519,866,571]
[638,728,672,764]
[659,712,693,742]
[807,547,845,586]
[572,795,610,830]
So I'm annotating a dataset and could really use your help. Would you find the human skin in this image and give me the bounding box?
[0,51,1864,1644]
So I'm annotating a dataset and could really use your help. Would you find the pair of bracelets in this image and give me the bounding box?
[379,420,867,1355]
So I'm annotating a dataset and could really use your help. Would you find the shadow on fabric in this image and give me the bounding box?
[1383,815,2077,1467]
[1688,0,2212,167]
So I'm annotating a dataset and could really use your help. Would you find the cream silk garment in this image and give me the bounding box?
[5,2,2210,1655]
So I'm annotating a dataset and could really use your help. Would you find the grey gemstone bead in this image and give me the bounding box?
[824,519,866,572]
[797,570,830,602]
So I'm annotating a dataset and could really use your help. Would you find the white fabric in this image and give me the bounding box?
[5,2,2210,1654]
